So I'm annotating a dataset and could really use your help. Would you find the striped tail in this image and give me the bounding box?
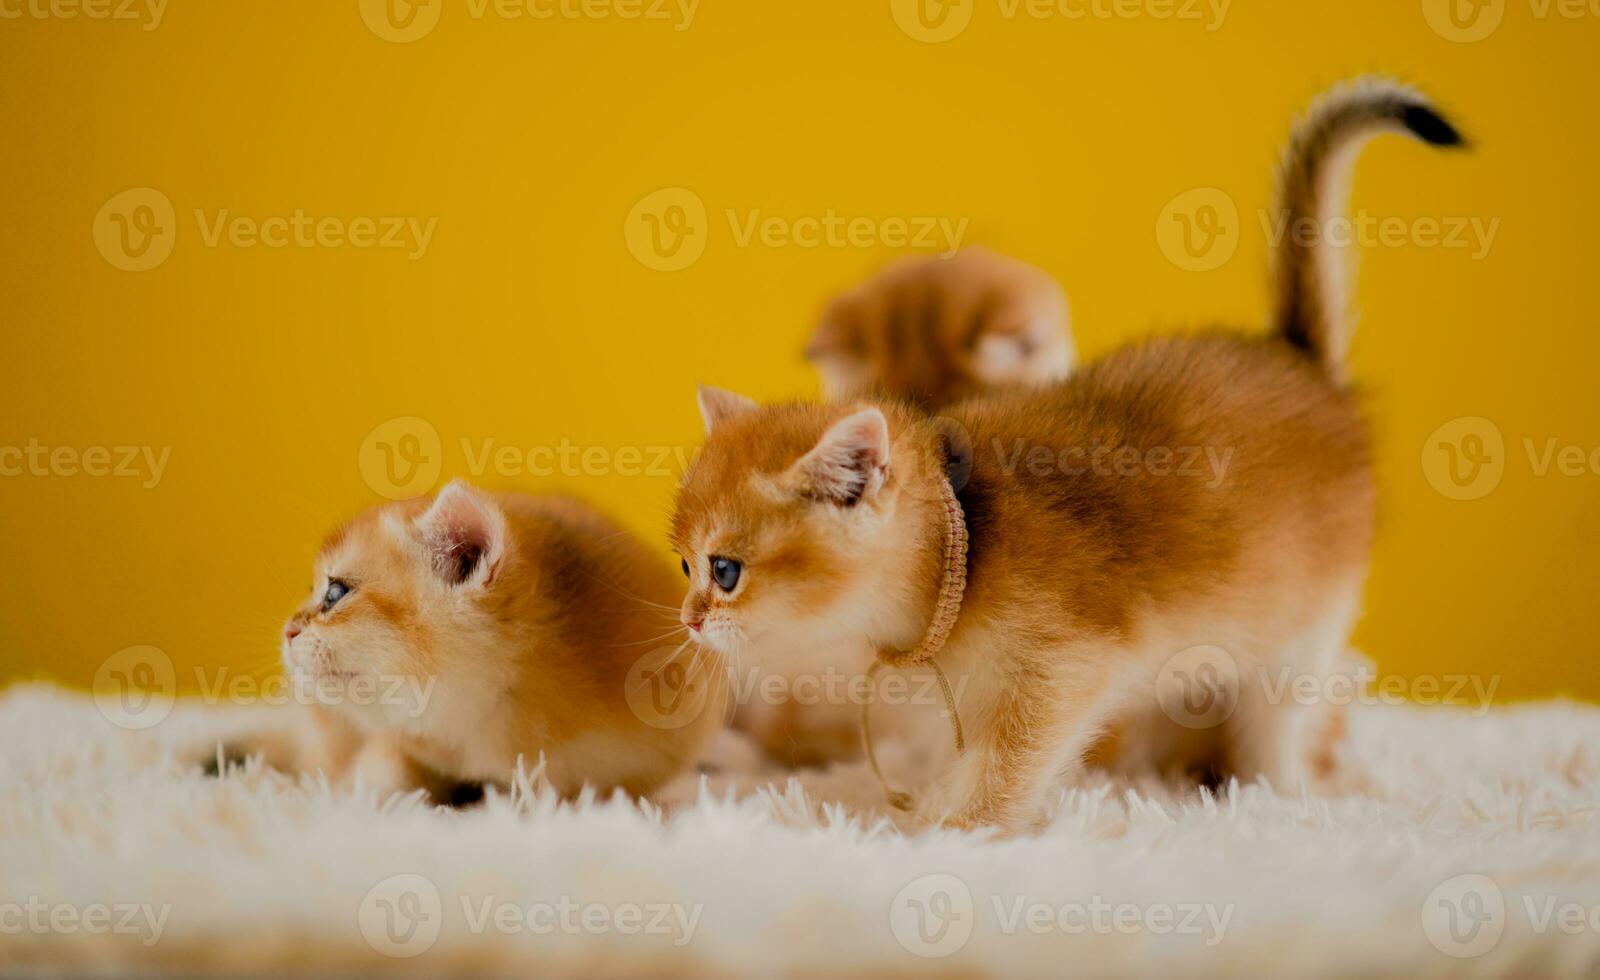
[1274,77,1465,380]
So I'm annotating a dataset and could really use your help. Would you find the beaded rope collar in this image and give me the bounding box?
[860,473,969,811]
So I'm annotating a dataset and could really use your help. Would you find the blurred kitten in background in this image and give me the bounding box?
[806,246,1075,410]
[243,481,724,803]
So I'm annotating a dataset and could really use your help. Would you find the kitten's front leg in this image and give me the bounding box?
[928,646,1113,833]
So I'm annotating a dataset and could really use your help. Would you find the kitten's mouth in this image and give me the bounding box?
[284,657,357,685]
[690,622,739,655]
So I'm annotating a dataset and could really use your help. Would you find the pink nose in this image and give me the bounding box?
[683,616,703,633]
[284,623,302,641]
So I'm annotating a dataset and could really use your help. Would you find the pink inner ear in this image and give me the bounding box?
[419,485,505,586]
[796,409,890,506]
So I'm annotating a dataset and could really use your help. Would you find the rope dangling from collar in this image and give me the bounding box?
[861,474,969,811]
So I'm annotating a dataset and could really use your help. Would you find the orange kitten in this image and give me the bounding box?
[277,480,723,802]
[806,245,1074,410]
[739,248,1075,766]
[674,79,1462,830]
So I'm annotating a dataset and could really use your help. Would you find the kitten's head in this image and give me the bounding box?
[671,387,940,658]
[280,480,518,728]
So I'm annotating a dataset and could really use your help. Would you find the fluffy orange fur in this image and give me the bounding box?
[275,481,723,802]
[675,78,1462,830]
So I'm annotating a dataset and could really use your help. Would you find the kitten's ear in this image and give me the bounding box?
[788,408,891,506]
[697,385,758,435]
[415,480,507,588]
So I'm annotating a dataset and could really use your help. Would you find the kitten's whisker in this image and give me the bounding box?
[612,626,690,648]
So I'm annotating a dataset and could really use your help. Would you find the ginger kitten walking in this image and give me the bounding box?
[672,79,1463,830]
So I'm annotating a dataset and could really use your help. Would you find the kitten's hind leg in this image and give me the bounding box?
[1222,596,1360,792]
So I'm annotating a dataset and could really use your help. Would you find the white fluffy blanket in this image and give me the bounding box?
[3,683,1600,978]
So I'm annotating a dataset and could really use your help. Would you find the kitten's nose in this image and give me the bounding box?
[682,614,703,633]
[284,623,302,641]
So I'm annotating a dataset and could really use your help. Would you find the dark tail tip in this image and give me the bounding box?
[1402,103,1467,149]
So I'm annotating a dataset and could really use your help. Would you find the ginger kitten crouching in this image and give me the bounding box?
[673,79,1463,831]
[276,481,723,802]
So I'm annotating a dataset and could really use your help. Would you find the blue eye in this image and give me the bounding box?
[322,579,351,611]
[711,557,742,592]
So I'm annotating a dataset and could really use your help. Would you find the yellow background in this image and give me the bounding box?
[1,0,1596,702]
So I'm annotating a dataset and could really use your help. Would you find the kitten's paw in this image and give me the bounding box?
[199,742,254,777]
[445,781,486,808]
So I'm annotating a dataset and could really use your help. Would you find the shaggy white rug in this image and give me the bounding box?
[3,682,1600,978]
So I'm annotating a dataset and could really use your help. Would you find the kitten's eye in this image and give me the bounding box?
[321,578,351,612]
[681,558,690,579]
[710,557,742,593]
